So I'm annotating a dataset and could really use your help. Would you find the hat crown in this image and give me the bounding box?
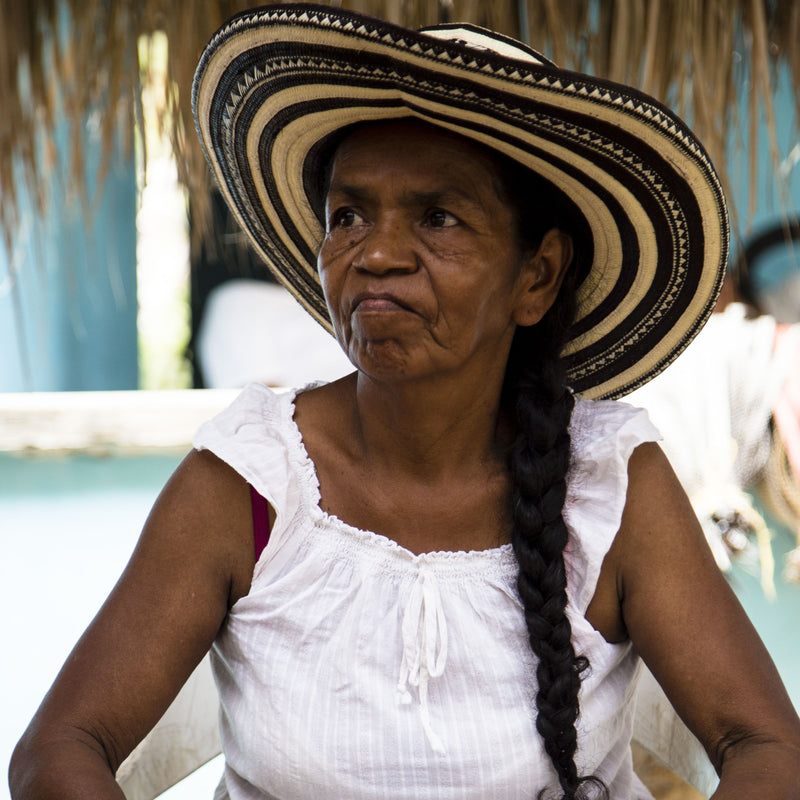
[418,23,553,67]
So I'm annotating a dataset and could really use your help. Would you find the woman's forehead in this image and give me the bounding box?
[335,118,491,157]
[328,120,507,197]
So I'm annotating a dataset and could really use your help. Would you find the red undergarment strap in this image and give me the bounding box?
[250,484,271,562]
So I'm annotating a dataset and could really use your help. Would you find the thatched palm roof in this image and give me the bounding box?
[2,0,798,249]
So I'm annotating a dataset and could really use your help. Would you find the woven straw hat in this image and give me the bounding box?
[193,3,728,399]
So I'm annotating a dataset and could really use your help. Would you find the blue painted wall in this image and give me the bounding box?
[0,117,138,392]
[727,65,800,261]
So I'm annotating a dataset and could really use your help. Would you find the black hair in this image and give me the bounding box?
[496,154,607,800]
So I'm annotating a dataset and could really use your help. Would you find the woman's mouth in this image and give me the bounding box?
[351,293,411,313]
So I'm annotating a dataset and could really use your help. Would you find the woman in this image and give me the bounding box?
[11,6,800,799]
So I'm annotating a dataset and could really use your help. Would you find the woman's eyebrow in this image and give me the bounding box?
[326,182,485,211]
[326,181,370,203]
[404,188,481,208]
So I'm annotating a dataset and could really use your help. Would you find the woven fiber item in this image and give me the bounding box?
[193,3,728,398]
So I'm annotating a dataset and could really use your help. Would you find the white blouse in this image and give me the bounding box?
[194,383,659,800]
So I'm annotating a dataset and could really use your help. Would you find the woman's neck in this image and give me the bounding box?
[349,367,510,480]
[293,366,516,553]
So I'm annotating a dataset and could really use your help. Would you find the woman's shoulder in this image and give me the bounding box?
[194,382,295,448]
[192,382,312,501]
[569,396,660,463]
[567,395,661,502]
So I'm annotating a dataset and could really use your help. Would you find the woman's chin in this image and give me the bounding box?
[347,340,421,381]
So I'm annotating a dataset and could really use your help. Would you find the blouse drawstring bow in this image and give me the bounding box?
[396,567,449,753]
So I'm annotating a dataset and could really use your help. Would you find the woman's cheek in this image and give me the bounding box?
[318,264,348,344]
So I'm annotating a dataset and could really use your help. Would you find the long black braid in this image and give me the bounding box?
[506,310,604,800]
[497,157,607,800]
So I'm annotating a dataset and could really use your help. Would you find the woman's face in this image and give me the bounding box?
[318,120,548,383]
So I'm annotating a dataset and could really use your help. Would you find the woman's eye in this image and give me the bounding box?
[426,209,458,228]
[329,208,365,230]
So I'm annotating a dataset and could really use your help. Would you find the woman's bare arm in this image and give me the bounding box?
[9,449,254,799]
[613,442,800,797]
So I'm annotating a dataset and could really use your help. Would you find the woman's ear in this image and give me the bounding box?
[513,228,573,327]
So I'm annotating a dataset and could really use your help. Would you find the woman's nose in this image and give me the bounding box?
[354,216,418,274]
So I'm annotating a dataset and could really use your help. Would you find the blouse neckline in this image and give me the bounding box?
[281,385,517,565]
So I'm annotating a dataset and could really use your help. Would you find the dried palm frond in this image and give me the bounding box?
[1,0,799,250]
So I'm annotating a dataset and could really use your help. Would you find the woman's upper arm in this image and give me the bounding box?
[615,442,800,777]
[13,448,254,775]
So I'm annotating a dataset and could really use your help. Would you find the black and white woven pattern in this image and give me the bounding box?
[193,3,728,399]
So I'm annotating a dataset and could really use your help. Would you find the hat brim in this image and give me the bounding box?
[193,3,728,399]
